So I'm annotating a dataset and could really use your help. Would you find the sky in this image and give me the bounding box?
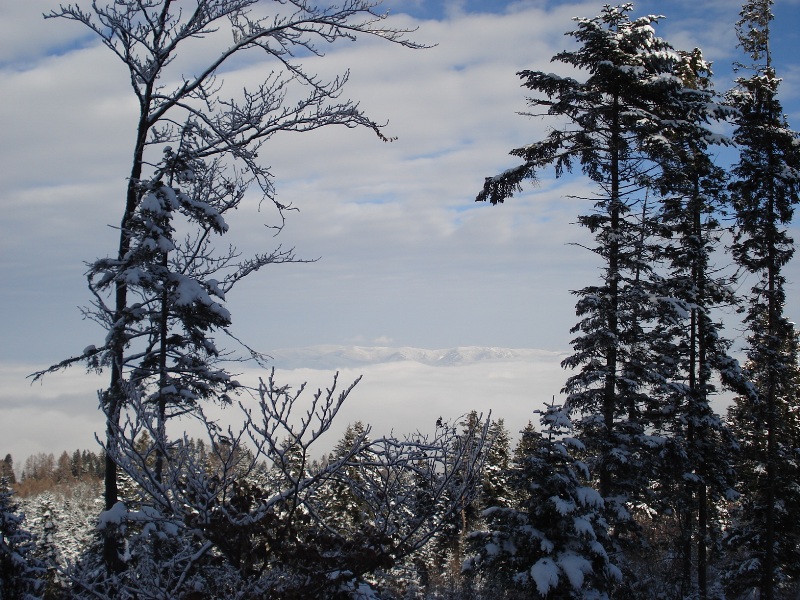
[2,0,800,465]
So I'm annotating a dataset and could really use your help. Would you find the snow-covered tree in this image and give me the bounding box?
[722,1,800,598]
[414,411,499,598]
[481,419,513,514]
[725,336,800,599]
[60,372,489,598]
[32,0,423,572]
[644,48,745,599]
[31,498,62,598]
[0,478,44,600]
[320,421,375,533]
[476,5,723,564]
[1,455,15,486]
[466,402,619,599]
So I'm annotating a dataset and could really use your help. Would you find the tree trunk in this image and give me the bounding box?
[103,119,149,571]
[601,93,621,500]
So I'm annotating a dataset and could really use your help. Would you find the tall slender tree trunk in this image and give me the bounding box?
[155,249,170,484]
[762,68,777,596]
[685,304,697,595]
[763,25,777,599]
[602,94,621,500]
[693,170,710,600]
[698,479,708,598]
[764,211,777,600]
[686,186,699,589]
[103,118,149,570]
[677,165,712,599]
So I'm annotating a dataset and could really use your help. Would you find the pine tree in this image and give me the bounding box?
[33,498,62,598]
[482,419,513,512]
[1,454,15,485]
[646,49,744,599]
[70,451,82,479]
[476,4,714,560]
[422,411,487,596]
[0,477,44,599]
[322,421,373,532]
[466,402,619,599]
[725,335,800,598]
[723,1,800,598]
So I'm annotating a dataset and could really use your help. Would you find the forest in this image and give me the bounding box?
[1,0,799,599]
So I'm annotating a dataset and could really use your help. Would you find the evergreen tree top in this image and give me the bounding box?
[736,0,774,67]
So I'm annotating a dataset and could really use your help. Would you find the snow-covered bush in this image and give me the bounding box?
[62,373,488,599]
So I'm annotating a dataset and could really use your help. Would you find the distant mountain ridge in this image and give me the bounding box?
[267,345,566,370]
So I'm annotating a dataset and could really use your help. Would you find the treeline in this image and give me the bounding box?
[2,406,797,598]
[1,450,104,496]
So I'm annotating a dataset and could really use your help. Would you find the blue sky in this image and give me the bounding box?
[1,0,799,460]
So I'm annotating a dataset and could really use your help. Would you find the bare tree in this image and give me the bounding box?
[31,0,423,571]
[67,373,488,598]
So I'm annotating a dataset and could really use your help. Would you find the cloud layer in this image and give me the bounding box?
[1,346,569,463]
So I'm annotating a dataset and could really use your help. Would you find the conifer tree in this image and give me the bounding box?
[423,411,487,595]
[648,49,744,599]
[482,419,513,512]
[33,498,61,598]
[723,1,800,597]
[0,477,44,599]
[322,421,373,532]
[725,335,800,598]
[70,451,82,479]
[476,4,710,553]
[1,455,14,485]
[466,402,619,598]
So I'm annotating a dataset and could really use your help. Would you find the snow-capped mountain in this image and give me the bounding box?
[267,345,563,370]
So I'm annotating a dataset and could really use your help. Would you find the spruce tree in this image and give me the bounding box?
[648,49,744,599]
[476,4,712,557]
[725,334,800,598]
[466,402,619,598]
[0,478,44,599]
[322,421,373,532]
[1,455,14,485]
[723,1,800,597]
[482,419,513,512]
[425,411,486,595]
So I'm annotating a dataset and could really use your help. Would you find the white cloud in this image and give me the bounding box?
[0,1,93,67]
[0,364,104,464]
